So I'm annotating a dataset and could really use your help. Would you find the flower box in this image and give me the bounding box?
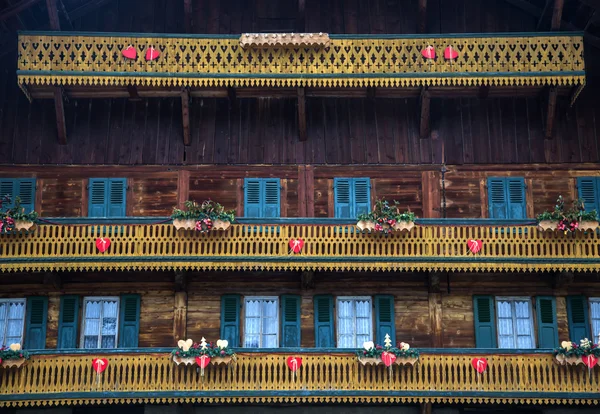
[1,358,27,369]
[394,356,419,366]
[173,219,196,231]
[554,354,583,366]
[172,355,196,366]
[538,220,559,231]
[579,221,599,231]
[358,357,382,366]
[212,219,232,231]
[356,220,375,232]
[14,220,35,231]
[392,221,415,232]
[210,356,232,365]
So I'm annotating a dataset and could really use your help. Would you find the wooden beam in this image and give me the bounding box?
[545,86,558,138]
[536,0,551,30]
[126,85,141,101]
[478,85,490,99]
[418,0,428,33]
[173,291,187,342]
[366,86,376,100]
[53,87,67,145]
[419,88,431,139]
[45,0,60,30]
[181,88,190,146]
[551,0,565,30]
[297,87,307,142]
[296,0,306,32]
[43,272,62,290]
[57,0,72,30]
[183,0,193,33]
[0,0,42,23]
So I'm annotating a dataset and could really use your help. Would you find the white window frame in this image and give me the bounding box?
[80,296,120,349]
[0,299,26,346]
[495,296,535,349]
[336,296,373,348]
[589,297,600,344]
[243,296,279,348]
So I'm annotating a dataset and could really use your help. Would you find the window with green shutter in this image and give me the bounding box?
[334,178,371,218]
[0,178,36,213]
[536,296,558,348]
[58,296,80,349]
[487,177,526,219]
[220,295,241,347]
[0,299,26,346]
[88,178,127,217]
[280,295,301,347]
[118,294,140,348]
[375,295,395,345]
[473,295,497,348]
[24,296,48,350]
[577,177,600,213]
[243,178,280,218]
[314,295,334,347]
[567,295,590,342]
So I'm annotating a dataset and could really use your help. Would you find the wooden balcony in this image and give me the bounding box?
[1,219,599,273]
[0,349,597,408]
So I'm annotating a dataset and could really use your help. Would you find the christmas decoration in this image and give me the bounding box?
[555,338,600,366]
[177,339,193,352]
[96,237,111,253]
[444,46,458,60]
[122,46,137,60]
[356,336,419,367]
[1,195,38,234]
[196,355,211,376]
[145,46,160,61]
[356,198,416,233]
[0,344,29,369]
[471,357,487,374]
[537,196,598,232]
[172,337,236,367]
[289,238,304,254]
[92,358,108,374]
[172,200,235,231]
[381,351,397,367]
[467,239,482,254]
[421,45,436,59]
[286,356,302,381]
[582,354,598,369]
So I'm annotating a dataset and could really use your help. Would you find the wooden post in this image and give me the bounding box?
[297,0,306,32]
[181,89,191,146]
[127,85,141,101]
[174,272,188,342]
[46,0,68,145]
[183,0,193,33]
[420,88,431,139]
[551,0,565,30]
[545,87,557,138]
[46,0,61,29]
[177,170,190,209]
[298,87,307,142]
[417,0,428,33]
[428,272,443,348]
[420,402,432,414]
[298,165,307,217]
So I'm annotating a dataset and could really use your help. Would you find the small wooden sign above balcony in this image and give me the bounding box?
[239,33,330,48]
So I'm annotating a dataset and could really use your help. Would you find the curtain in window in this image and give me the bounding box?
[590,300,600,344]
[337,299,354,348]
[0,301,25,346]
[244,298,278,348]
[337,298,372,348]
[83,299,118,349]
[262,299,278,348]
[497,299,534,349]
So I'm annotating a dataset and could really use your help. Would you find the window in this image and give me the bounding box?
[487,177,526,219]
[589,298,600,344]
[334,178,370,218]
[81,297,119,349]
[244,178,280,218]
[578,177,600,213]
[243,297,279,348]
[496,297,535,349]
[0,179,36,213]
[88,178,127,217]
[0,299,26,346]
[337,296,372,348]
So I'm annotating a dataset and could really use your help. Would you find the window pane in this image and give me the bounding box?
[591,301,600,344]
[245,335,259,348]
[102,318,117,336]
[85,318,100,336]
[517,334,534,349]
[84,336,98,349]
[244,298,279,348]
[85,301,102,319]
[245,300,260,317]
[103,300,118,318]
[338,335,354,348]
[101,335,116,349]
[6,320,23,341]
[497,301,512,318]
[262,334,277,348]
[515,301,530,318]
[7,302,24,320]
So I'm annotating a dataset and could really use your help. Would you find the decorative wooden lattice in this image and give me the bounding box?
[0,352,597,407]
[17,32,585,89]
[1,224,599,272]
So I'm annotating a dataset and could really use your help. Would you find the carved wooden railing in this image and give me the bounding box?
[1,223,599,272]
[17,32,585,90]
[0,350,597,407]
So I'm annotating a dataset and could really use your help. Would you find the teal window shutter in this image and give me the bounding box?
[0,179,14,205]
[536,296,558,348]
[506,178,526,219]
[488,177,526,219]
[89,178,127,217]
[487,178,507,219]
[118,294,140,348]
[314,295,334,347]
[375,295,395,345]
[353,178,371,217]
[567,295,590,342]
[244,179,280,218]
[334,178,352,218]
[244,179,262,217]
[108,178,127,217]
[280,295,301,347]
[473,295,497,348]
[263,179,281,218]
[89,178,108,217]
[220,295,241,347]
[0,178,36,212]
[58,296,80,349]
[24,296,48,349]
[578,177,600,213]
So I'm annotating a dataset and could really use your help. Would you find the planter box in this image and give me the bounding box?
[173,219,196,231]
[393,221,415,232]
[356,220,375,232]
[394,356,419,366]
[356,220,415,233]
[213,220,232,231]
[554,354,583,366]
[358,357,382,366]
[211,356,232,365]
[1,359,27,369]
[580,221,599,231]
[538,220,559,231]
[14,221,35,231]
[172,355,196,366]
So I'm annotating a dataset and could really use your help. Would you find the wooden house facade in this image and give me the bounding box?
[1,0,600,413]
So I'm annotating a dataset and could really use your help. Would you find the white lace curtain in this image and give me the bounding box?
[0,300,26,346]
[590,299,600,344]
[83,298,119,349]
[497,298,534,349]
[244,298,278,348]
[337,297,372,348]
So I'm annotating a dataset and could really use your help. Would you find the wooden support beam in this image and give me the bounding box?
[173,291,187,342]
[478,85,490,99]
[420,403,432,414]
[418,0,428,33]
[419,88,431,139]
[45,0,61,30]
[53,87,67,145]
[43,272,62,290]
[297,87,307,142]
[551,0,565,30]
[126,85,141,101]
[296,0,306,32]
[366,86,376,100]
[553,270,575,289]
[227,87,236,102]
[301,271,315,290]
[545,86,558,138]
[0,0,42,23]
[183,0,193,33]
[536,0,552,30]
[57,0,72,30]
[174,271,187,292]
[181,89,190,146]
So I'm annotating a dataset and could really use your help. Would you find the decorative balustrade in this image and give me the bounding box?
[0,350,596,407]
[0,222,599,272]
[17,32,585,90]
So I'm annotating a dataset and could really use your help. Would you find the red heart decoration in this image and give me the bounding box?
[421,46,436,59]
[381,351,397,367]
[289,238,304,254]
[444,46,458,60]
[467,239,482,254]
[122,46,137,60]
[286,356,302,371]
[582,354,598,369]
[96,238,111,253]
[196,355,211,369]
[145,47,160,61]
[92,358,108,374]
[471,357,487,374]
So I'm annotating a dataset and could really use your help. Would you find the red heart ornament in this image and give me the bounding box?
[196,355,211,369]
[122,46,137,60]
[145,47,160,61]
[289,238,304,254]
[467,239,482,254]
[421,46,436,59]
[96,238,111,253]
[92,358,108,374]
[471,357,487,374]
[381,351,397,367]
[444,46,458,60]
[286,356,302,371]
[582,354,598,369]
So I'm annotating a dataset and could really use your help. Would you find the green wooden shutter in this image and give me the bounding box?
[334,178,352,218]
[0,179,14,207]
[487,178,507,219]
[58,296,80,349]
[314,295,334,347]
[89,178,108,217]
[536,296,558,348]
[353,178,371,217]
[375,295,395,345]
[473,295,497,348]
[567,295,590,342]
[24,296,48,349]
[220,295,241,347]
[108,178,127,217]
[280,295,301,347]
[263,179,281,218]
[578,177,600,213]
[244,179,262,217]
[16,179,36,213]
[118,294,140,348]
[506,178,526,219]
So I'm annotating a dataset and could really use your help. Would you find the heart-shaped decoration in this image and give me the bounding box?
[9,343,20,351]
[145,46,160,61]
[421,45,436,59]
[92,358,108,374]
[471,357,487,374]
[196,355,211,369]
[177,338,193,352]
[289,238,304,254]
[381,351,397,367]
[363,341,375,351]
[467,239,482,254]
[286,356,302,371]
[96,238,111,253]
[582,354,598,369]
[216,339,228,349]
[122,45,137,60]
[444,46,458,60]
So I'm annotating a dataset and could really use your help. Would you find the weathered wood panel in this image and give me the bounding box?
[40,178,83,217]
[130,176,178,216]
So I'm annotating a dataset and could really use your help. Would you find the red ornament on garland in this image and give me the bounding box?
[381,351,397,367]
[471,357,487,374]
[467,239,482,254]
[286,356,302,371]
[289,238,304,254]
[96,238,111,253]
[92,358,108,374]
[122,46,137,60]
[421,45,436,59]
[196,355,211,369]
[444,46,458,60]
[582,354,598,369]
[145,47,160,61]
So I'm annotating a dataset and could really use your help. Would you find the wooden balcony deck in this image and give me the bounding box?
[0,349,596,407]
[1,219,599,273]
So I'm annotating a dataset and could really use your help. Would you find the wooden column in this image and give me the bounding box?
[297,87,307,142]
[177,170,190,209]
[428,272,443,348]
[545,86,557,138]
[420,88,431,139]
[417,0,428,33]
[551,0,565,30]
[420,402,432,414]
[183,0,193,33]
[47,0,68,145]
[173,273,188,342]
[181,89,191,146]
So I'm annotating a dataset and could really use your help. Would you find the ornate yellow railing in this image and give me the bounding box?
[1,223,599,272]
[0,351,597,407]
[17,32,585,89]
